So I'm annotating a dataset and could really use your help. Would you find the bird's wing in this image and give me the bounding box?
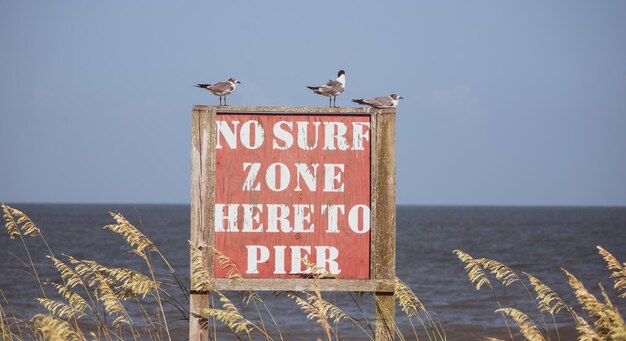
[326,79,341,87]
[372,96,393,107]
[325,80,344,95]
[208,81,231,92]
[357,96,392,108]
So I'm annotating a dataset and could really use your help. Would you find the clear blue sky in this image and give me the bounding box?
[1,1,625,206]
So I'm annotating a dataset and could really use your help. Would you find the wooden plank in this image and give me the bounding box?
[371,109,397,341]
[375,292,396,341]
[190,109,207,341]
[190,109,201,288]
[371,109,396,280]
[190,108,217,341]
[370,112,379,280]
[202,108,217,278]
[208,278,395,292]
[194,105,394,115]
[189,293,209,341]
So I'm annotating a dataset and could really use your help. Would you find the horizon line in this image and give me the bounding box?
[3,201,626,209]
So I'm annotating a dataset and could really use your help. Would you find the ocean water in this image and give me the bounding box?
[1,204,625,340]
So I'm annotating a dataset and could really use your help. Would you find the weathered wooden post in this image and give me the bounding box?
[371,110,397,340]
[190,106,396,341]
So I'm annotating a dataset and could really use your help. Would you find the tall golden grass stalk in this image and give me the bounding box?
[2,204,22,239]
[0,294,14,341]
[46,255,107,336]
[289,291,349,341]
[212,247,283,340]
[36,298,85,320]
[395,277,425,317]
[453,249,514,340]
[50,283,89,315]
[2,204,53,299]
[288,261,373,341]
[572,311,602,341]
[1,206,185,339]
[597,246,626,299]
[477,257,557,340]
[476,258,520,287]
[523,273,567,317]
[60,255,108,336]
[104,211,155,254]
[189,242,212,292]
[201,291,267,340]
[1,288,31,340]
[2,204,41,239]
[454,250,492,291]
[563,268,626,339]
[2,203,56,262]
[68,256,160,339]
[31,313,86,341]
[48,256,85,291]
[104,211,172,340]
[523,272,568,341]
[496,307,546,341]
[373,294,407,341]
[213,247,244,282]
[66,253,157,339]
[395,277,446,341]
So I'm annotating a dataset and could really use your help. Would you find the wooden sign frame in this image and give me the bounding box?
[190,105,396,339]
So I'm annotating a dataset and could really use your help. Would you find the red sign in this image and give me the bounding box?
[214,113,371,279]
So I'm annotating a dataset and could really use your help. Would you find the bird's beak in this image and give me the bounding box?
[399,96,404,99]
[237,81,242,84]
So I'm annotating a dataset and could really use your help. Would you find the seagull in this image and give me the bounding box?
[307,70,346,108]
[352,94,404,108]
[194,78,241,106]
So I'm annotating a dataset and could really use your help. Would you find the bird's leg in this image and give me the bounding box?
[224,96,227,106]
[333,96,337,108]
[329,97,332,108]
[219,96,223,106]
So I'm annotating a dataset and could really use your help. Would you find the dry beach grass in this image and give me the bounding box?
[1,203,625,340]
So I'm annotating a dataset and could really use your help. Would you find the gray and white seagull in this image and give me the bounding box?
[195,77,241,106]
[352,94,404,108]
[307,70,346,108]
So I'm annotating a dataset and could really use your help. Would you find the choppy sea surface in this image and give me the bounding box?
[1,204,625,340]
